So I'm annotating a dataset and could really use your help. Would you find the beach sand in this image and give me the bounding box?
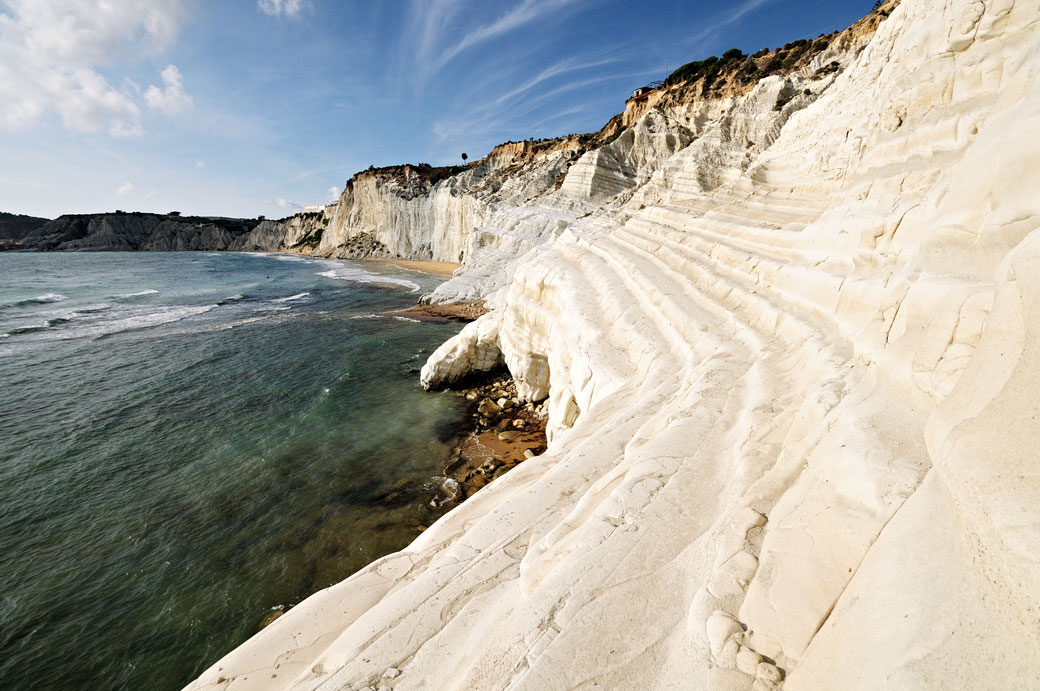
[364,258,460,277]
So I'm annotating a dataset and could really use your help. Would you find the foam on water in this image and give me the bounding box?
[89,304,220,340]
[317,267,421,293]
[5,293,69,308]
[267,254,311,263]
[111,290,160,300]
[272,292,310,303]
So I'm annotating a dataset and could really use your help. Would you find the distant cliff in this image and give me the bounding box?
[21,212,262,251]
[0,212,49,248]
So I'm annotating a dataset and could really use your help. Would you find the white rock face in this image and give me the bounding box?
[187,0,1040,688]
[317,141,581,265]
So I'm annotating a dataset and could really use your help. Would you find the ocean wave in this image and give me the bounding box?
[348,313,420,323]
[272,292,310,303]
[243,252,314,264]
[219,313,289,330]
[218,294,245,305]
[91,305,220,340]
[74,304,112,314]
[6,293,69,308]
[268,254,312,263]
[6,303,222,341]
[6,323,49,335]
[111,290,159,300]
[316,268,421,293]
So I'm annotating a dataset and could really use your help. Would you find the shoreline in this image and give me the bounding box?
[438,373,547,506]
[408,302,544,519]
[363,257,460,277]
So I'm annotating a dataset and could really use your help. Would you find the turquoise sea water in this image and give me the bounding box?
[0,252,468,690]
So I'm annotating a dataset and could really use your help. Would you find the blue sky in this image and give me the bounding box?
[0,0,871,219]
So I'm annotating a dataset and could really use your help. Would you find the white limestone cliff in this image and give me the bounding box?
[188,0,1040,688]
[315,138,585,264]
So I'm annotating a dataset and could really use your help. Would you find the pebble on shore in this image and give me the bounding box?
[442,371,548,499]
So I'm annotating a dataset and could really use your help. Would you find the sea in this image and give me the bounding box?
[0,251,471,690]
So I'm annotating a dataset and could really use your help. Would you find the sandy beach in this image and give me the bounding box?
[364,258,460,277]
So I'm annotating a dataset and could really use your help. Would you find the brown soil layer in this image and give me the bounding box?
[393,300,489,323]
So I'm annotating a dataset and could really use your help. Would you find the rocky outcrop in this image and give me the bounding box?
[188,0,1040,688]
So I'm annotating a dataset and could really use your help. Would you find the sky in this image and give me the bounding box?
[0,0,872,219]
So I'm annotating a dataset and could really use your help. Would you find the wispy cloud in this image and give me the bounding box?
[685,0,778,47]
[430,51,632,145]
[486,53,624,111]
[276,198,302,211]
[258,0,303,18]
[404,0,582,87]
[326,186,342,203]
[115,182,135,197]
[436,0,574,72]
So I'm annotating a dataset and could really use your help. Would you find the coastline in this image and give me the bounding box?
[408,302,544,506]
[390,300,489,323]
[440,373,547,504]
[363,257,460,277]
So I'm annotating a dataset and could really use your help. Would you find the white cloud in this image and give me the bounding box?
[276,198,302,211]
[685,0,778,47]
[144,65,193,115]
[115,182,135,197]
[0,0,188,136]
[326,186,341,203]
[196,159,205,169]
[258,0,303,17]
[407,0,577,82]
[440,0,572,70]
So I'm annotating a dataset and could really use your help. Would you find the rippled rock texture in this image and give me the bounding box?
[189,0,1040,688]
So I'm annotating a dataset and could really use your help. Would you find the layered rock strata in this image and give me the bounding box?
[188,0,1040,689]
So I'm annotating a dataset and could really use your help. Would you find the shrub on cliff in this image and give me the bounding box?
[666,55,719,85]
